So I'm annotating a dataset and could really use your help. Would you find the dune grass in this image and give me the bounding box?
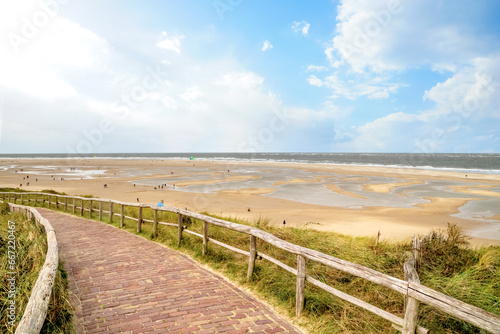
[0,202,74,333]
[2,189,499,333]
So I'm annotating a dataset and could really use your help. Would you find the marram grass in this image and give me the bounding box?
[0,202,75,333]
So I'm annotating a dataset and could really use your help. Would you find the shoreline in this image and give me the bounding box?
[1,158,499,246]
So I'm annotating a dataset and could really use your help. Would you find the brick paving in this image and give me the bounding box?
[37,208,303,334]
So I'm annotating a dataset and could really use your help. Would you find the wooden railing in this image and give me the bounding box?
[3,192,500,333]
[5,202,59,334]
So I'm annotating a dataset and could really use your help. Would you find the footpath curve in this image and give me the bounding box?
[37,208,303,334]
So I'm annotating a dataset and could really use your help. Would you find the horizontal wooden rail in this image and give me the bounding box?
[2,191,499,333]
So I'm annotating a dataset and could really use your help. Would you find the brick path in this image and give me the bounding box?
[37,208,303,334]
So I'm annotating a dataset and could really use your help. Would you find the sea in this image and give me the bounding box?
[1,153,499,175]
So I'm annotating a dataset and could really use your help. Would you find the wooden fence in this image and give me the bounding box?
[6,202,59,334]
[2,192,500,333]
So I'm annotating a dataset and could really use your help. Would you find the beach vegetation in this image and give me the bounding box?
[0,209,74,333]
[1,190,498,333]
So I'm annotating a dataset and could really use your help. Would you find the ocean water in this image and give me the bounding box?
[2,153,499,174]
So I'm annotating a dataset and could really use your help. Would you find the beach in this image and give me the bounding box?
[2,158,500,246]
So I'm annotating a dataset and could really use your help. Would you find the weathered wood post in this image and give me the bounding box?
[41,195,45,207]
[80,199,84,216]
[109,201,114,223]
[99,201,103,221]
[14,194,17,204]
[89,200,93,218]
[120,204,124,227]
[48,195,51,208]
[65,197,68,211]
[177,213,183,246]
[72,198,76,214]
[202,221,208,256]
[55,196,58,209]
[34,194,37,207]
[247,235,257,281]
[402,253,420,334]
[21,194,24,204]
[137,206,143,233]
[296,255,306,317]
[413,235,421,268]
[153,209,158,235]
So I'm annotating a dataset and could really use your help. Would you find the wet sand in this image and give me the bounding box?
[1,158,499,246]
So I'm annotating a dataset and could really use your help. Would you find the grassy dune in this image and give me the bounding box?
[0,202,74,333]
[2,189,499,333]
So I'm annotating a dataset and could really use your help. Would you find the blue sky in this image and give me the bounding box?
[1,0,499,153]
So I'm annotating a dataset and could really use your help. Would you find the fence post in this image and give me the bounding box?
[247,235,256,281]
[120,204,124,227]
[413,235,421,268]
[14,194,17,204]
[296,254,306,317]
[89,200,93,218]
[402,253,420,334]
[80,199,84,216]
[177,213,183,246]
[137,206,142,233]
[55,196,58,209]
[34,194,37,207]
[65,197,68,211]
[72,198,76,214]
[99,201,103,221]
[153,209,158,235]
[21,194,24,204]
[109,201,114,223]
[202,221,208,256]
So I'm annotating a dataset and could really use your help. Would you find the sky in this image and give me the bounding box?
[0,0,499,154]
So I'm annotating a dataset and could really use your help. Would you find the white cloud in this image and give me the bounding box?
[156,32,185,53]
[0,18,109,100]
[308,73,403,100]
[423,56,500,120]
[180,86,204,102]
[307,65,328,72]
[292,21,310,36]
[261,40,273,52]
[328,0,492,73]
[162,96,178,109]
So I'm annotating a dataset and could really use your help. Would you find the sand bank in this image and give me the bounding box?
[1,158,499,246]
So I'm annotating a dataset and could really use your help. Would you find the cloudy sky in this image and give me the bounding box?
[1,0,499,153]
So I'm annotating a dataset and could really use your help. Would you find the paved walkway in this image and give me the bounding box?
[37,208,303,334]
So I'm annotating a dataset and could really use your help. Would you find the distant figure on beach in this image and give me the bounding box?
[283,220,286,226]
[137,198,139,202]
[104,184,107,188]
[134,184,136,187]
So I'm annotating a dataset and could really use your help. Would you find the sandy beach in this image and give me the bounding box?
[1,158,500,246]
